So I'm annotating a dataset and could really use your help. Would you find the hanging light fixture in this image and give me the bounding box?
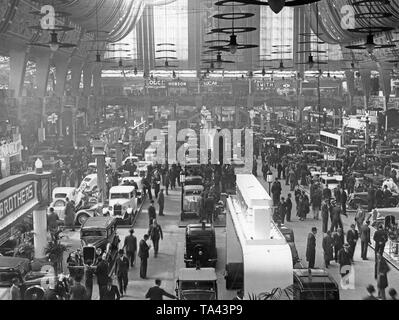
[172,70,177,78]
[268,0,286,14]
[229,34,238,54]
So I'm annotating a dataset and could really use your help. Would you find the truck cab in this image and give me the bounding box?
[175,267,218,300]
[108,186,137,224]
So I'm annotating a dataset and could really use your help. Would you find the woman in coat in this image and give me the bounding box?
[300,194,310,221]
[376,253,390,299]
[322,231,334,268]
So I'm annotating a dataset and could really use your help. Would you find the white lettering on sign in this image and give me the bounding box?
[0,183,35,220]
[203,81,218,86]
[168,81,187,87]
[0,139,22,159]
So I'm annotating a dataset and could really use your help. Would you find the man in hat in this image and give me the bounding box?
[346,224,359,260]
[138,234,151,279]
[158,188,165,216]
[95,255,109,300]
[145,279,176,300]
[360,220,371,260]
[148,219,163,258]
[306,227,317,269]
[148,200,157,226]
[330,199,343,232]
[115,249,130,296]
[338,243,352,278]
[363,284,378,300]
[123,229,137,267]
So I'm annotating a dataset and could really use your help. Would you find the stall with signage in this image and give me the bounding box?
[167,80,188,96]
[0,132,22,178]
[0,171,52,255]
[146,79,167,96]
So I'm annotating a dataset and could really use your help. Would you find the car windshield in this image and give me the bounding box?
[84,177,92,182]
[0,271,19,287]
[53,200,65,207]
[185,190,202,196]
[180,281,215,291]
[180,291,216,300]
[81,230,106,237]
[110,193,130,199]
[301,290,339,300]
[54,193,67,198]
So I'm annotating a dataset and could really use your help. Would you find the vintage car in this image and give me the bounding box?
[75,203,104,226]
[184,176,203,187]
[320,174,342,191]
[122,156,140,166]
[108,185,138,224]
[0,257,61,300]
[49,187,83,219]
[136,161,153,177]
[79,174,98,194]
[181,185,204,220]
[347,192,369,211]
[292,269,340,300]
[120,175,144,201]
[175,267,218,300]
[184,223,217,268]
[80,216,120,256]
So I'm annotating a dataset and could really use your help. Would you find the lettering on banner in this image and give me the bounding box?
[0,183,35,220]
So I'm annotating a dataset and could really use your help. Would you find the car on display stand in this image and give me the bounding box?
[175,267,218,300]
[108,185,138,225]
[181,185,204,221]
[120,175,144,202]
[75,202,105,226]
[79,174,98,194]
[0,256,66,300]
[184,223,217,268]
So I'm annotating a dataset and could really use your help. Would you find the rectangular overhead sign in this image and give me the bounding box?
[0,182,35,221]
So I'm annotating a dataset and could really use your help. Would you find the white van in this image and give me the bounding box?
[108,185,138,223]
[120,175,144,201]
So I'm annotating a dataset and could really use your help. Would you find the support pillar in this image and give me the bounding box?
[115,141,123,169]
[54,55,71,136]
[33,207,48,259]
[70,59,83,97]
[359,69,372,109]
[92,64,102,125]
[9,48,28,98]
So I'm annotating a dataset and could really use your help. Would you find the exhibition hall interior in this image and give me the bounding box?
[1,0,399,301]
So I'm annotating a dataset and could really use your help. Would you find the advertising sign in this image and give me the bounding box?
[0,182,35,222]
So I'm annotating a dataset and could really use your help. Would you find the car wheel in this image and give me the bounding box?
[77,213,90,226]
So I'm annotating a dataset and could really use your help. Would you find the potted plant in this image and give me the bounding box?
[44,241,67,275]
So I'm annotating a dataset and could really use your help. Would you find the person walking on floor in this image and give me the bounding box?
[333,228,344,263]
[148,219,163,258]
[271,178,282,206]
[115,249,129,297]
[321,199,330,234]
[346,224,359,261]
[123,229,137,267]
[285,194,292,222]
[157,189,165,216]
[322,231,334,268]
[69,275,88,300]
[306,227,317,269]
[95,255,109,300]
[138,234,151,279]
[148,200,157,226]
[10,278,21,300]
[360,221,371,260]
[363,284,378,300]
[355,206,366,234]
[376,252,390,300]
[102,277,120,300]
[145,279,176,300]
